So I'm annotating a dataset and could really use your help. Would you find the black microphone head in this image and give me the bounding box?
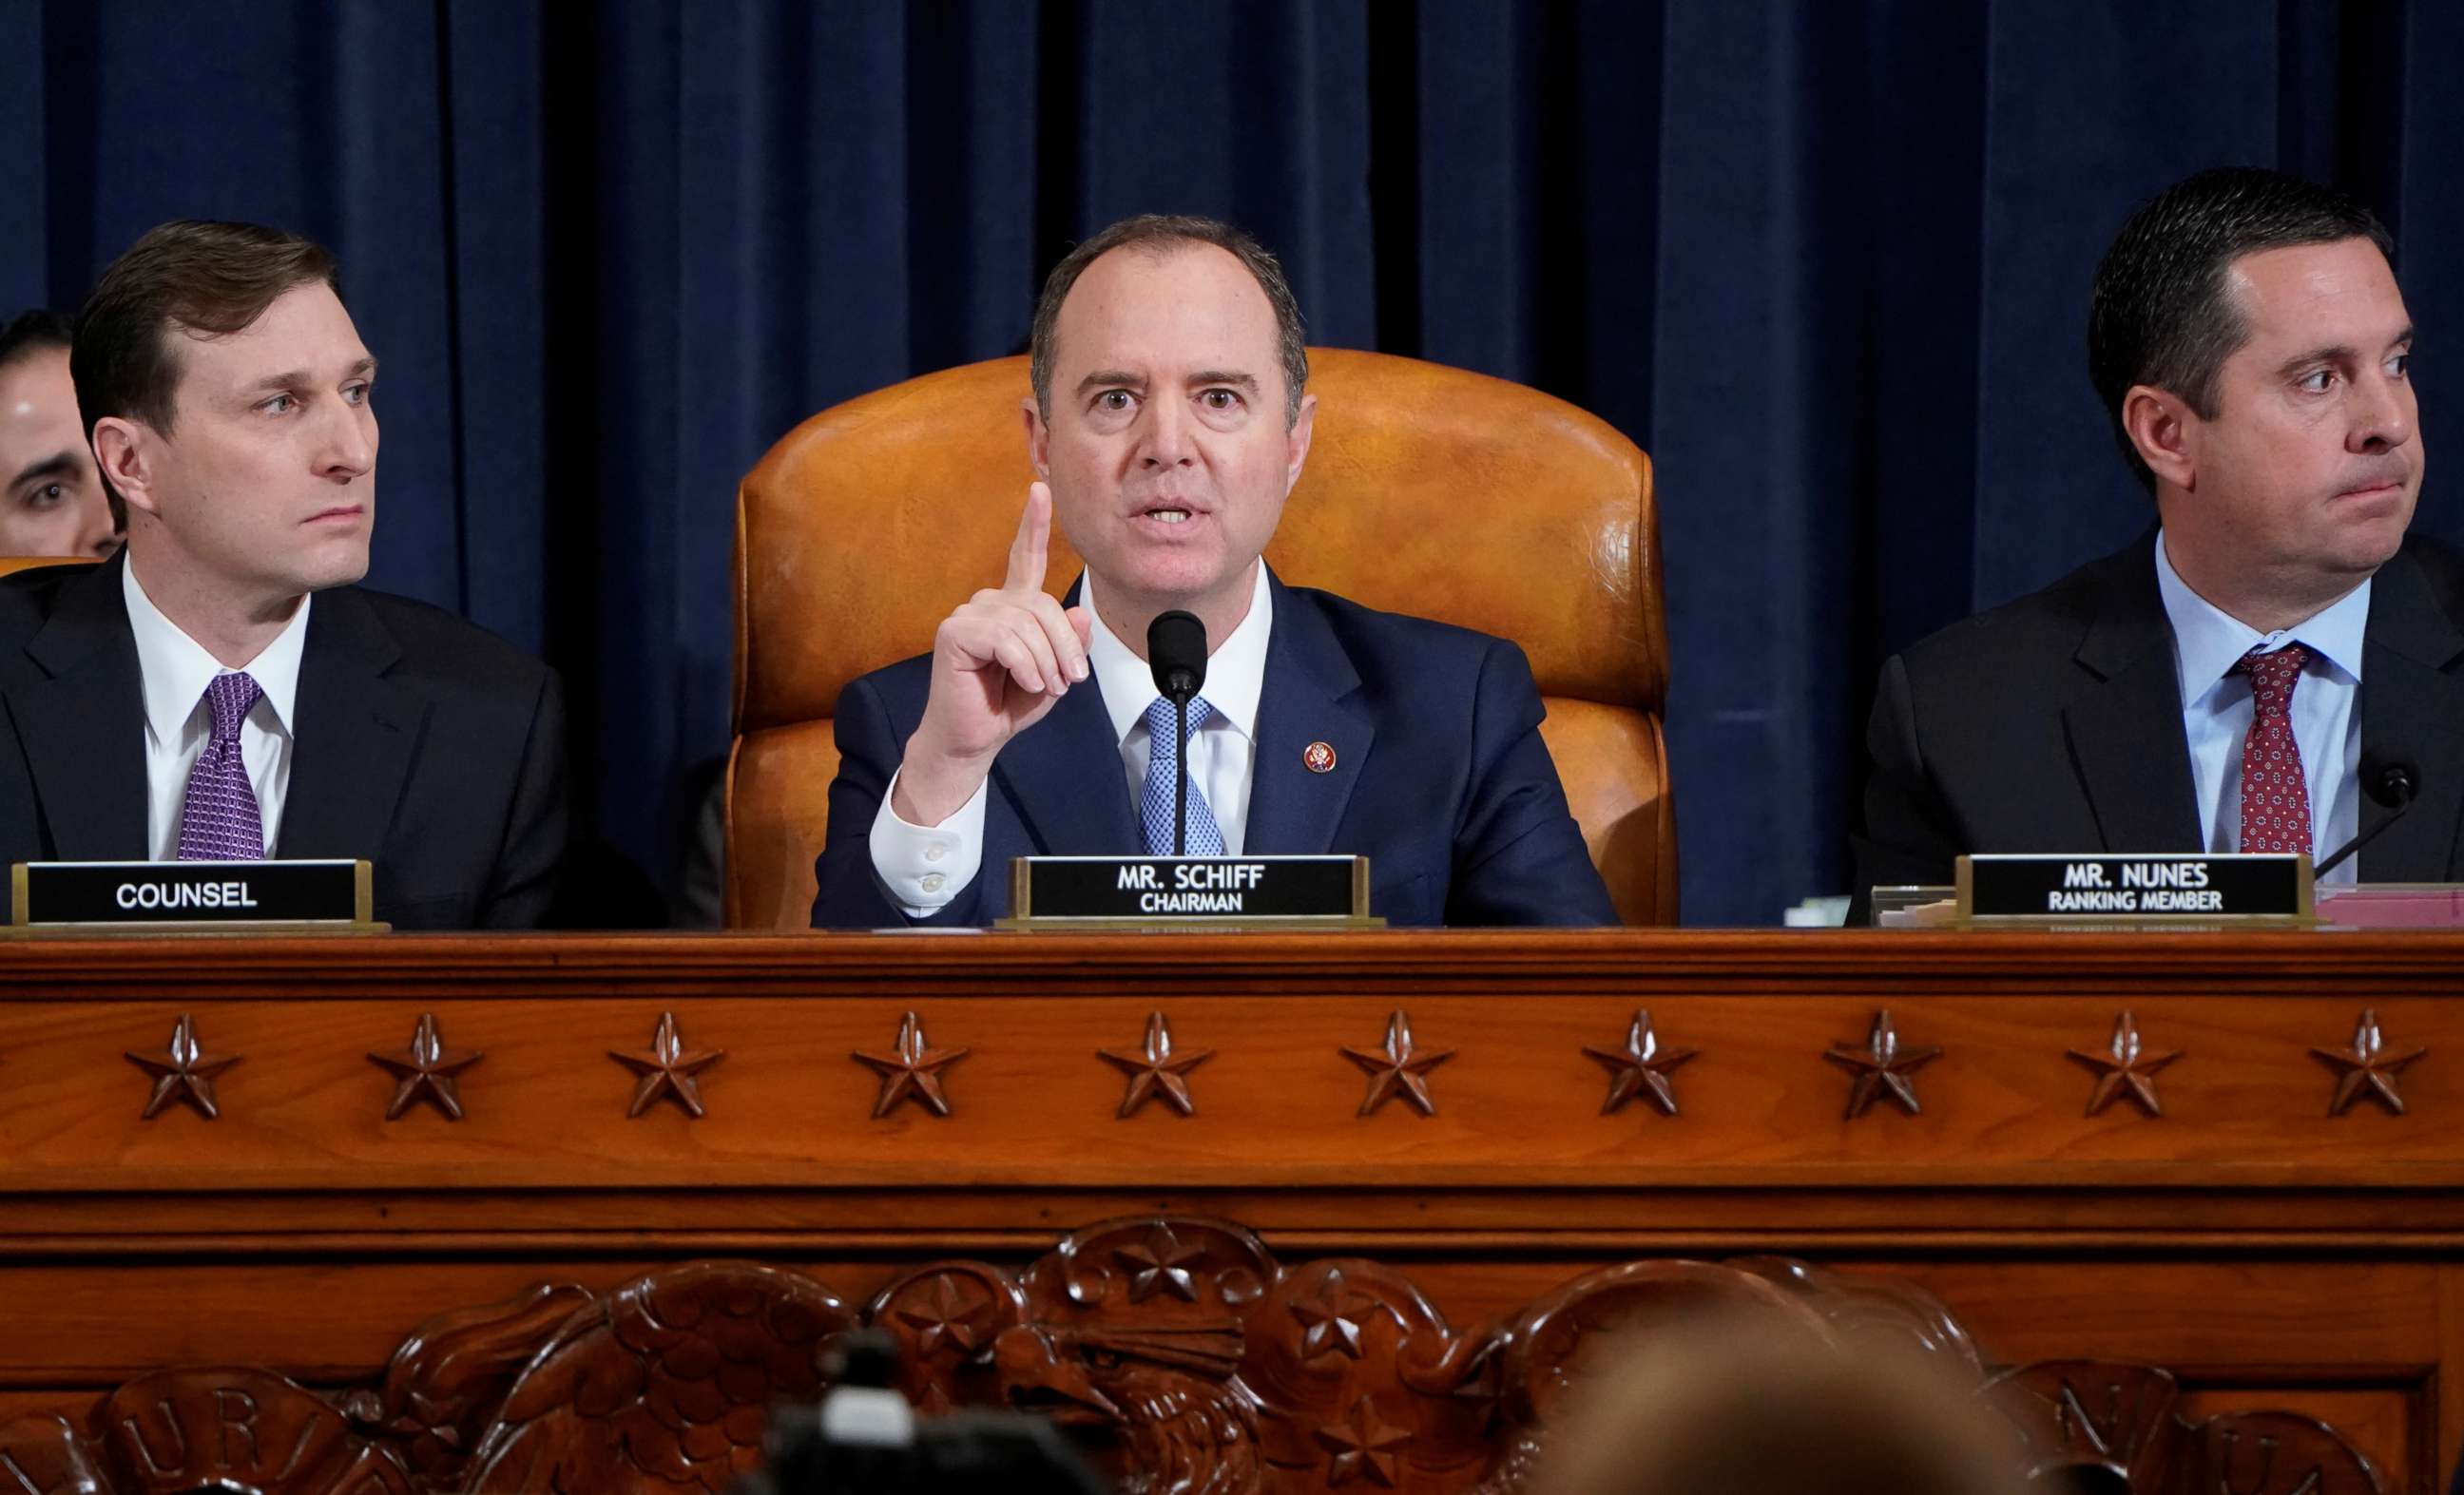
[2359,748,2420,809]
[1146,609,1207,703]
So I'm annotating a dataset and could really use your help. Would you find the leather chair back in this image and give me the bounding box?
[0,557,87,579]
[730,350,1672,927]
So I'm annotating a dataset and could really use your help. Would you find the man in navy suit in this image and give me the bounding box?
[810,214,1614,928]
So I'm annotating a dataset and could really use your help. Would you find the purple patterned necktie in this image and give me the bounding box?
[177,671,265,861]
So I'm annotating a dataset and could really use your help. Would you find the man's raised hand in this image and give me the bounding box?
[892,482,1094,826]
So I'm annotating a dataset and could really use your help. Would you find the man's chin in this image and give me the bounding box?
[290,542,372,595]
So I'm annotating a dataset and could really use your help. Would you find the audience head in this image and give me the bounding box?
[1534,1308,2033,1495]
[0,311,118,559]
[75,220,377,609]
[1022,214,1316,643]
[2088,167,2414,621]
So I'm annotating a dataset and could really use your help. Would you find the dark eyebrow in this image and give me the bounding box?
[2275,325,2416,380]
[9,451,78,490]
[244,355,378,395]
[1075,370,1145,396]
[1187,370,1261,393]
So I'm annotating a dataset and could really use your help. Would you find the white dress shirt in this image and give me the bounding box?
[2154,531,2364,883]
[871,563,1274,915]
[125,560,311,860]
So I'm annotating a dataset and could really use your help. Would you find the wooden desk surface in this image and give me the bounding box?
[0,930,2452,1493]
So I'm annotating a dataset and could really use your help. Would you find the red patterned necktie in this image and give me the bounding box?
[2234,643,2312,855]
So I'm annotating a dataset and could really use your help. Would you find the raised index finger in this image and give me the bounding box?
[1005,481,1052,593]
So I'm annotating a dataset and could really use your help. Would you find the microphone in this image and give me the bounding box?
[1146,611,1208,856]
[2313,749,2420,878]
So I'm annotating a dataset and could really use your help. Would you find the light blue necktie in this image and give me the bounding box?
[1141,695,1224,856]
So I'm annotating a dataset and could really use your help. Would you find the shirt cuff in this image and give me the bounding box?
[869,769,989,916]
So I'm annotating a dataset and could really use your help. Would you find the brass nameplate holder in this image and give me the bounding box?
[9,859,386,935]
[1002,854,1381,930]
[1956,853,2313,925]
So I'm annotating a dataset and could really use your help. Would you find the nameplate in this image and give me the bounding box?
[11,859,375,929]
[1956,853,2312,921]
[1005,855,1376,928]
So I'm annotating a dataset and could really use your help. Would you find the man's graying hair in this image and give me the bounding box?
[2088,166,2395,493]
[1030,214,1310,428]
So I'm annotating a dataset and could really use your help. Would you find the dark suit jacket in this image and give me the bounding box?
[0,553,568,930]
[1854,530,2464,910]
[811,572,1617,928]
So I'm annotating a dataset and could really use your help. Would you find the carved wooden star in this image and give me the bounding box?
[1583,1008,1698,1116]
[126,1012,240,1120]
[609,1011,724,1118]
[2067,1011,2180,1118]
[2311,1008,2427,1117]
[1342,1010,1455,1117]
[895,1272,999,1357]
[1824,1010,1941,1120]
[1099,1011,1214,1118]
[1114,1224,1207,1303]
[1290,1269,1378,1363]
[368,1012,484,1121]
[1314,1393,1412,1487]
[854,1011,968,1119]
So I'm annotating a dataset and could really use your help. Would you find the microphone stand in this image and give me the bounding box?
[2315,799,2412,878]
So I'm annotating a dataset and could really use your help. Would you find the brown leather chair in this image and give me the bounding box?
[729,350,1673,928]
[0,557,87,580]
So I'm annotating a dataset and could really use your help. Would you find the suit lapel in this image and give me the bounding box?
[2356,546,2464,880]
[991,679,1141,853]
[5,554,148,859]
[1244,575,1374,854]
[273,588,427,860]
[2060,534,2204,853]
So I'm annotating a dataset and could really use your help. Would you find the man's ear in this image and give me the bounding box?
[1282,391,1318,493]
[90,417,163,521]
[2122,385,2197,493]
[1021,397,1050,478]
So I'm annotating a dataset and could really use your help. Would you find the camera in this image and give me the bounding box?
[730,1332,1109,1495]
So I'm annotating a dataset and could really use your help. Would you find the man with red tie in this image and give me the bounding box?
[1855,166,2464,908]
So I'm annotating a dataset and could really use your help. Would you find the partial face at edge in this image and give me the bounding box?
[124,280,379,602]
[0,348,117,559]
[1026,242,1315,625]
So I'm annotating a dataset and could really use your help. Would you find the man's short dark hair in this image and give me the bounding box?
[2088,166,2394,492]
[71,220,342,527]
[0,310,73,374]
[1030,214,1309,428]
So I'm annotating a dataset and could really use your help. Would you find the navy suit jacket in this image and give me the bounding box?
[810,572,1616,928]
[1854,530,2464,917]
[0,552,568,930]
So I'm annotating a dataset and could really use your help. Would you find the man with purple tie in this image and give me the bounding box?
[0,220,566,928]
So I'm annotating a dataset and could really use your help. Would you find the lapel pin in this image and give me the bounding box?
[1303,741,1338,774]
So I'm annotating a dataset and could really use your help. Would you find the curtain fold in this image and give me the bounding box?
[14,0,2451,923]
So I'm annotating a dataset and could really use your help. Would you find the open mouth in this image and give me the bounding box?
[1131,497,1208,527]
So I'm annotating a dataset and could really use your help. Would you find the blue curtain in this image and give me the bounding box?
[6,0,2454,924]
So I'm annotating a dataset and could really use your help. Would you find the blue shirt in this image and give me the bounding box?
[2154,532,2365,882]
